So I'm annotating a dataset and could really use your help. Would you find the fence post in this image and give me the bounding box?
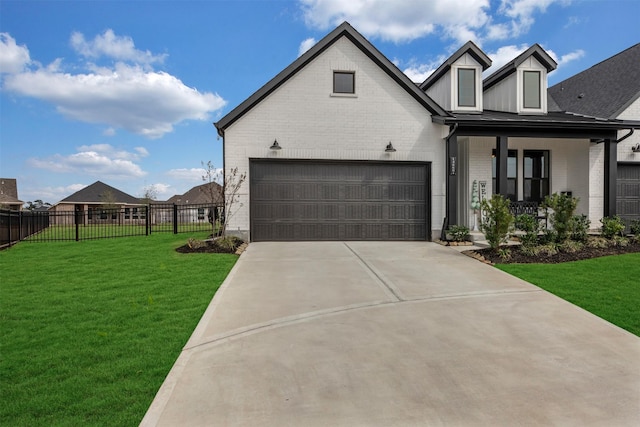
[173,204,178,234]
[146,205,150,236]
[75,207,80,241]
[8,209,12,246]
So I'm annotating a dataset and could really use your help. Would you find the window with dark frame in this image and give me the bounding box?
[333,71,355,94]
[457,68,476,107]
[523,70,541,109]
[524,150,550,202]
[492,149,518,202]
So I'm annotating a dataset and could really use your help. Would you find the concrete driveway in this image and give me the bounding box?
[141,242,640,426]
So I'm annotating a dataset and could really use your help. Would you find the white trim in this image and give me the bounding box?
[516,62,547,114]
[451,64,483,112]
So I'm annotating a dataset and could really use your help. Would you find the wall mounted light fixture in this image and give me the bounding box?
[385,142,396,153]
[632,143,640,153]
[270,140,282,150]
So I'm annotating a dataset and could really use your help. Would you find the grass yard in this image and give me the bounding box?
[0,233,238,426]
[497,253,640,337]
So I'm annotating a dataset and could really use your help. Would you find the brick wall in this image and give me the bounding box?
[617,97,640,163]
[224,38,448,239]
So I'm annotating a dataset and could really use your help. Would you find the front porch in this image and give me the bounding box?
[434,111,632,231]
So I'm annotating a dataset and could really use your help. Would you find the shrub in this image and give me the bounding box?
[541,193,579,242]
[480,195,514,250]
[611,235,629,247]
[215,235,243,252]
[570,214,590,242]
[497,247,511,261]
[515,214,540,248]
[630,219,640,236]
[559,240,584,254]
[587,236,609,249]
[187,237,206,249]
[600,216,625,239]
[448,225,470,242]
[538,243,559,257]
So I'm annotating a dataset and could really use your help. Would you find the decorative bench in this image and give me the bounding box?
[510,201,547,227]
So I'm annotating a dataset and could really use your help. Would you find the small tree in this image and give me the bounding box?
[99,190,119,221]
[541,193,578,243]
[480,194,514,250]
[515,213,539,248]
[200,161,246,238]
[24,200,51,211]
[140,185,158,205]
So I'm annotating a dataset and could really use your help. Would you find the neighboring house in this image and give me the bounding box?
[215,22,640,242]
[50,181,145,225]
[549,43,640,229]
[0,178,23,210]
[153,182,223,225]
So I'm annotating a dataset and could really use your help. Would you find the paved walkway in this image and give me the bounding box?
[141,242,640,426]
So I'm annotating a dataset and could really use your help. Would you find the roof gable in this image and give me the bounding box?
[483,44,557,90]
[59,181,142,205]
[420,41,491,91]
[168,182,222,205]
[215,22,448,135]
[548,43,640,119]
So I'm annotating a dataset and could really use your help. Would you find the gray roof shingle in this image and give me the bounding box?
[548,43,640,119]
[59,181,142,205]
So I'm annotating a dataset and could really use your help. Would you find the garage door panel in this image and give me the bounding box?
[250,161,430,241]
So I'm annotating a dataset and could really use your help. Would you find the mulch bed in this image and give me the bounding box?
[176,236,247,255]
[466,241,640,264]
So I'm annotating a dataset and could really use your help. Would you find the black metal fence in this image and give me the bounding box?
[0,203,223,247]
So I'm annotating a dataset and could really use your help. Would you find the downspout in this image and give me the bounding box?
[445,123,459,142]
[592,128,634,144]
[615,128,634,143]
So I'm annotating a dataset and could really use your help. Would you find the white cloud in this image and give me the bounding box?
[299,0,490,43]
[33,183,88,204]
[1,31,227,139]
[298,37,317,56]
[483,44,529,75]
[497,0,569,37]
[28,144,147,179]
[70,29,167,65]
[166,166,224,184]
[0,33,31,74]
[555,49,585,67]
[166,167,207,182]
[298,0,569,44]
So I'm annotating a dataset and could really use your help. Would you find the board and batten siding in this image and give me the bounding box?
[483,57,548,114]
[224,37,448,240]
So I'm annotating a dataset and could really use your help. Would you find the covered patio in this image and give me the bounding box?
[435,110,640,232]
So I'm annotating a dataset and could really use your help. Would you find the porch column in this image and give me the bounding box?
[446,134,458,226]
[495,136,509,197]
[604,138,617,217]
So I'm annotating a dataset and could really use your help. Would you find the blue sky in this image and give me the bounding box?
[1,0,639,204]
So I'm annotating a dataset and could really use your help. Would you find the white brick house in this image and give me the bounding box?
[215,23,640,241]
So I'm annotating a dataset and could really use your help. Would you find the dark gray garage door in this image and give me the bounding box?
[250,160,430,241]
[617,163,640,230]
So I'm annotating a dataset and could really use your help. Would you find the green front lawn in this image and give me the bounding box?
[497,253,640,336]
[0,233,238,426]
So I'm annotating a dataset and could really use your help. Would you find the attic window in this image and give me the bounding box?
[333,71,355,94]
[523,70,541,109]
[457,68,476,107]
